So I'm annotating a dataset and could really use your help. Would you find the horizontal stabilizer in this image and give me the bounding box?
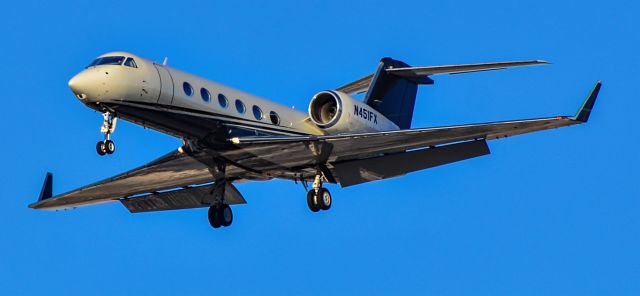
[386,60,548,78]
[336,74,374,95]
[336,60,548,95]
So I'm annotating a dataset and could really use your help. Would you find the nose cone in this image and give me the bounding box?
[68,72,91,100]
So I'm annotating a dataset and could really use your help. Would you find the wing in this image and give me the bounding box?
[29,149,259,210]
[227,81,601,186]
[336,60,548,95]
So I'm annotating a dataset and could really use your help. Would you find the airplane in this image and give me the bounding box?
[29,52,601,230]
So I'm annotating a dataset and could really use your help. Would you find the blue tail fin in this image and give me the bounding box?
[363,58,433,129]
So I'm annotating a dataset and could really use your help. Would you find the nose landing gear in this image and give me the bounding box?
[96,112,117,156]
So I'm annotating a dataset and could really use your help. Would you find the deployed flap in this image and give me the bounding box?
[121,183,247,213]
[333,140,490,187]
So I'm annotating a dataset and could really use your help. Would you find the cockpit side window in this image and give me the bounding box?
[124,57,138,68]
[87,56,125,67]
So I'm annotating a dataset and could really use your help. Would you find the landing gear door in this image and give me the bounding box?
[154,63,174,105]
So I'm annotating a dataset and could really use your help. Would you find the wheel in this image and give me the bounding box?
[208,206,221,228]
[105,140,115,154]
[307,190,320,212]
[218,204,233,227]
[96,141,106,156]
[319,188,332,210]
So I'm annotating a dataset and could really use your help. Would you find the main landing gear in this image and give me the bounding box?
[306,174,332,212]
[96,112,117,156]
[208,204,233,228]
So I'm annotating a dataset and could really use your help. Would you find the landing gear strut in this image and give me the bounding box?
[96,112,117,156]
[208,204,233,228]
[306,174,332,212]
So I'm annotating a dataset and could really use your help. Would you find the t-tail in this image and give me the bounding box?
[360,58,549,129]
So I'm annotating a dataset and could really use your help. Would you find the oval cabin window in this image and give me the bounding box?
[269,111,280,125]
[200,88,211,102]
[183,82,193,97]
[252,105,263,120]
[235,99,246,114]
[218,94,228,108]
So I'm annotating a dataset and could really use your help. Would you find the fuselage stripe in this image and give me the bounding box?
[117,100,313,136]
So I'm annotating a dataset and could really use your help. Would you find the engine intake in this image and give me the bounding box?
[309,91,341,128]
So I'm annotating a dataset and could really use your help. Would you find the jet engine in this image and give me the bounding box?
[308,91,398,134]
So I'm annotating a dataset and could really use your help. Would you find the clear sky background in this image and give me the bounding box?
[1,0,638,295]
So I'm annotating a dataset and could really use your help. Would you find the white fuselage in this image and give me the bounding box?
[68,52,398,142]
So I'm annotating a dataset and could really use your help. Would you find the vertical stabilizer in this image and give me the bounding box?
[363,58,433,129]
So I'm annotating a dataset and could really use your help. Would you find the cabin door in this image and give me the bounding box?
[154,64,174,105]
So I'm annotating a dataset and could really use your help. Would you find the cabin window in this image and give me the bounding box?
[183,82,193,97]
[252,105,263,120]
[218,94,228,108]
[200,88,211,102]
[269,111,280,125]
[235,99,246,114]
[124,58,138,68]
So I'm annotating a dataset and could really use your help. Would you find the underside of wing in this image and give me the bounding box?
[229,81,601,186]
[29,149,263,211]
[230,116,577,168]
[29,150,212,210]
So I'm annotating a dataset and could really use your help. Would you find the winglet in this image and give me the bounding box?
[573,81,602,123]
[38,172,53,202]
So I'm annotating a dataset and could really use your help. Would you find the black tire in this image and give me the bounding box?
[208,206,221,229]
[105,140,115,154]
[319,188,332,210]
[307,190,320,212]
[219,204,233,227]
[96,141,106,156]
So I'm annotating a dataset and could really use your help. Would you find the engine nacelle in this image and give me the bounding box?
[308,91,399,134]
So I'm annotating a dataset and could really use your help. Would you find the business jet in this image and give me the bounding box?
[29,52,601,230]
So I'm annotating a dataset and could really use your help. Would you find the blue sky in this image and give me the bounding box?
[1,0,638,295]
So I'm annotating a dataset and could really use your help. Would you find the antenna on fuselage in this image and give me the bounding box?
[162,57,168,66]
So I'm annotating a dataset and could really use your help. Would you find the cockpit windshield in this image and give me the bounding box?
[87,56,126,67]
